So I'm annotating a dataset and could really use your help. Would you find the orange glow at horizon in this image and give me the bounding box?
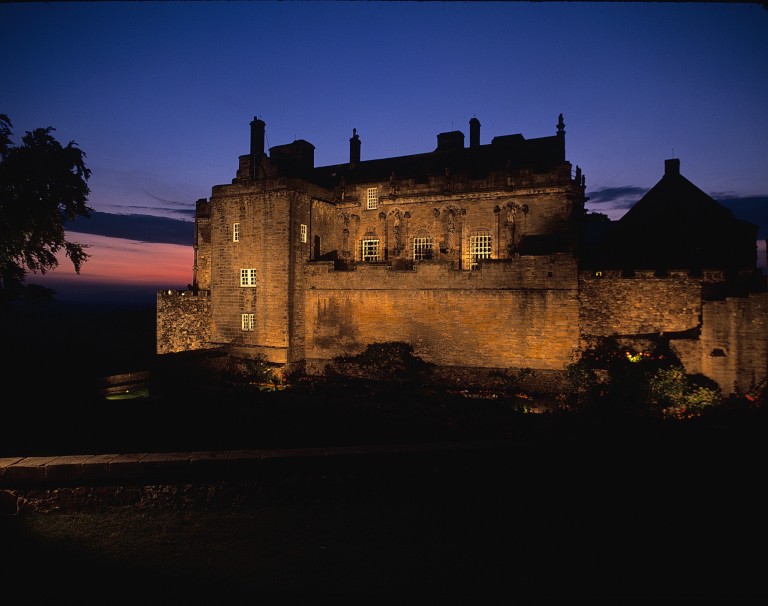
[32,232,193,288]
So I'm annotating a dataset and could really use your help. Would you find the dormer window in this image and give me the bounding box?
[366,187,378,210]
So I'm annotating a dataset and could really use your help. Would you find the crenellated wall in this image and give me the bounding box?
[579,270,703,337]
[303,255,580,372]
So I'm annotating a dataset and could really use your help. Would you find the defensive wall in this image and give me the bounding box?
[303,254,580,372]
[156,289,212,354]
[672,293,768,396]
[579,270,703,338]
[156,263,768,397]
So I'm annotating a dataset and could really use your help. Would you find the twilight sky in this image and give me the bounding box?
[2,1,767,303]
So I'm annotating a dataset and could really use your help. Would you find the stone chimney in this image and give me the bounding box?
[469,117,480,148]
[249,117,266,179]
[436,131,465,152]
[350,128,361,166]
[665,158,680,176]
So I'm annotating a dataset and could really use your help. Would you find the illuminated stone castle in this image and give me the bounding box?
[157,115,767,396]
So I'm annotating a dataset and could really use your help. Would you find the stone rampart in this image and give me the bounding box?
[579,270,702,337]
[156,289,213,354]
[303,255,580,371]
[672,293,768,396]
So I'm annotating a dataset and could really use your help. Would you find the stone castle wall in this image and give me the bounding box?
[579,270,703,337]
[672,293,768,396]
[156,290,212,354]
[302,255,580,372]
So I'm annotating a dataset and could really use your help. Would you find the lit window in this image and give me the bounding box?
[240,268,257,287]
[469,234,492,270]
[413,237,434,261]
[233,222,240,242]
[241,313,255,331]
[300,223,307,243]
[362,239,380,262]
[366,187,378,210]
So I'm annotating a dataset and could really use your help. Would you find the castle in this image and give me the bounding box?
[156,115,767,397]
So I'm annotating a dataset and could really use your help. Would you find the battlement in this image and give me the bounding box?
[306,254,578,291]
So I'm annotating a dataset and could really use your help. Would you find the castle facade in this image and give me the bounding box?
[157,115,767,396]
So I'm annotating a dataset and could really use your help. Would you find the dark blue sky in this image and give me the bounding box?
[2,1,767,302]
[3,1,767,218]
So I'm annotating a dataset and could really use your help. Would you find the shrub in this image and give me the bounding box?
[649,365,721,419]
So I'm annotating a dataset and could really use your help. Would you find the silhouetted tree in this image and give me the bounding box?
[0,115,92,307]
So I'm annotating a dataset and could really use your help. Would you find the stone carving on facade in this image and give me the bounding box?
[388,208,403,256]
[338,211,360,259]
[444,204,466,254]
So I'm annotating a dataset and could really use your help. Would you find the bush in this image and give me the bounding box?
[650,366,721,419]
[563,337,722,418]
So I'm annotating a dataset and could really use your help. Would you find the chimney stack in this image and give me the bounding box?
[665,158,680,176]
[250,117,266,179]
[349,128,361,166]
[469,117,480,148]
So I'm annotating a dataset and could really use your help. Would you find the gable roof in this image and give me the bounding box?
[587,159,758,271]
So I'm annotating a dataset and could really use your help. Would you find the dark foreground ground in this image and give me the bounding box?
[2,301,767,600]
[3,427,766,601]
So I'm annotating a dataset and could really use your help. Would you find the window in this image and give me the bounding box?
[241,313,255,331]
[366,187,378,210]
[300,223,307,243]
[469,234,492,270]
[413,237,434,261]
[233,222,240,242]
[361,239,380,262]
[240,268,257,287]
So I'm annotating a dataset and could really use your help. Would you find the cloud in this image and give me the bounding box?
[586,186,646,207]
[65,211,194,245]
[584,185,647,220]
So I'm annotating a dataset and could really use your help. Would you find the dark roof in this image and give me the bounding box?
[312,132,565,187]
[585,159,758,270]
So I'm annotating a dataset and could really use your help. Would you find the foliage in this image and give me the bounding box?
[223,355,284,388]
[562,337,722,418]
[649,366,721,419]
[0,114,92,307]
[336,341,432,381]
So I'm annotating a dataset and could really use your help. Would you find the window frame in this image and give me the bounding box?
[300,223,307,243]
[240,268,257,287]
[468,233,492,270]
[361,238,381,262]
[233,222,240,242]
[413,236,434,261]
[241,313,255,331]
[366,187,378,210]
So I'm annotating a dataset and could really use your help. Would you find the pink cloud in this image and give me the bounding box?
[32,232,193,290]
